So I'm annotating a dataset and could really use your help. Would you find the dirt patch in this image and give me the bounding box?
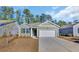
[58,36,79,43]
[58,36,75,41]
[0,36,38,52]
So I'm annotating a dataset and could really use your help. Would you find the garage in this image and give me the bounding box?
[39,29,56,37]
[38,20,60,38]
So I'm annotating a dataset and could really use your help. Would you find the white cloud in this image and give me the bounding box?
[45,6,79,22]
[69,13,79,18]
[45,11,55,16]
[45,7,59,19]
[53,6,79,22]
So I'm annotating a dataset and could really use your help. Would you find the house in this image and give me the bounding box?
[59,23,79,37]
[0,20,19,37]
[18,20,60,38]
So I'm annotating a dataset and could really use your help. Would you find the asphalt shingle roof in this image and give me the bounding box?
[0,20,16,27]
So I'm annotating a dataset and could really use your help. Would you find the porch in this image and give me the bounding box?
[18,27,38,38]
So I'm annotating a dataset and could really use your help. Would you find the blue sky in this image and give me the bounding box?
[13,6,69,21]
[13,6,66,15]
[2,6,79,22]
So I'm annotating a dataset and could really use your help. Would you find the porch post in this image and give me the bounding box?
[19,27,21,36]
[31,28,32,37]
[25,28,26,36]
[37,28,38,37]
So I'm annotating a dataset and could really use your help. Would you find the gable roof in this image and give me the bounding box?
[39,20,60,28]
[20,22,41,28]
[60,24,73,28]
[73,23,79,26]
[19,20,60,28]
[60,23,79,28]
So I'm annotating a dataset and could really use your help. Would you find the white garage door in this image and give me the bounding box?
[39,29,56,37]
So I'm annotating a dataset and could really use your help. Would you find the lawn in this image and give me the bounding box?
[0,36,38,52]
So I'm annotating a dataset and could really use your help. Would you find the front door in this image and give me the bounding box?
[32,28,37,37]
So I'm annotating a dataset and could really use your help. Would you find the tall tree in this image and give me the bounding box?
[57,20,67,27]
[40,13,47,23]
[0,12,3,19]
[35,15,40,22]
[40,14,53,23]
[15,10,21,24]
[1,6,14,19]
[1,6,7,19]
[73,20,79,24]
[9,7,14,19]
[21,15,25,24]
[68,22,72,25]
[30,14,34,23]
[23,9,31,24]
[52,19,57,24]
[46,15,52,21]
[1,6,14,20]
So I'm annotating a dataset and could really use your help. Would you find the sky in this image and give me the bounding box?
[11,6,79,22]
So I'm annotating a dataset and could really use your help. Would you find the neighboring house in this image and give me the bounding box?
[59,23,79,37]
[0,20,19,37]
[18,20,60,38]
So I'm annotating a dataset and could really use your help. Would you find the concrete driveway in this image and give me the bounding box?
[39,37,79,52]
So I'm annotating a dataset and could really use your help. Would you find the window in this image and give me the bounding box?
[21,28,25,33]
[78,28,79,33]
[26,28,31,33]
